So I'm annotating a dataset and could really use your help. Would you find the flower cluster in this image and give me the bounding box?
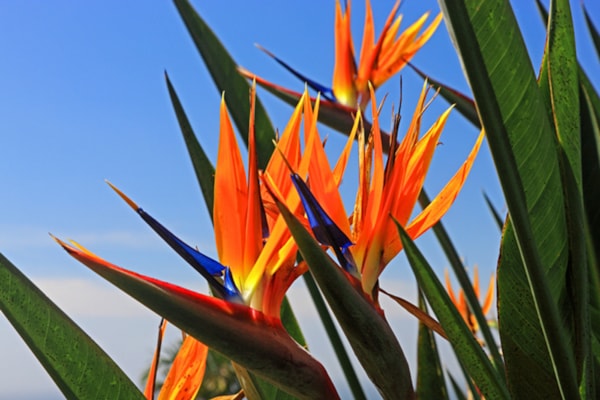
[53,2,482,398]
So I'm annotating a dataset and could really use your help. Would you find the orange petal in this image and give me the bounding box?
[158,335,209,400]
[242,83,264,280]
[481,272,496,316]
[214,94,248,275]
[374,13,442,88]
[404,130,484,241]
[332,0,357,107]
[144,319,168,399]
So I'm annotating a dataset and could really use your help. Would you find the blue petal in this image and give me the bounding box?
[223,267,242,300]
[291,174,359,276]
[136,208,242,302]
[261,46,337,103]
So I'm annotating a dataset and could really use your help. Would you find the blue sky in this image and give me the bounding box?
[1,1,598,398]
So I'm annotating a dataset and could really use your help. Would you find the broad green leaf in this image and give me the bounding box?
[172,0,275,169]
[0,254,145,400]
[274,197,414,400]
[408,63,480,128]
[538,0,590,395]
[581,69,600,279]
[416,291,449,400]
[165,72,215,219]
[437,0,577,397]
[302,273,367,400]
[395,221,509,400]
[581,69,600,398]
[55,240,339,400]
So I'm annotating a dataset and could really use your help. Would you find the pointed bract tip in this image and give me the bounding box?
[105,180,139,210]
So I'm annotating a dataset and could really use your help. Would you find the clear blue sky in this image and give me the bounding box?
[1,1,598,398]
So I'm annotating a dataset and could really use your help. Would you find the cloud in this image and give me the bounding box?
[34,276,150,317]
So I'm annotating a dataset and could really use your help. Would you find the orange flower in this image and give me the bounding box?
[333,0,442,108]
[287,83,484,300]
[445,266,495,334]
[241,0,441,111]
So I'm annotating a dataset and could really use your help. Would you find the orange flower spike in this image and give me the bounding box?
[481,270,496,316]
[354,0,401,99]
[242,84,264,279]
[395,130,484,263]
[214,94,248,276]
[332,107,361,186]
[158,335,209,400]
[263,90,305,208]
[373,13,443,89]
[305,97,352,238]
[444,267,496,333]
[332,0,357,107]
[144,319,168,399]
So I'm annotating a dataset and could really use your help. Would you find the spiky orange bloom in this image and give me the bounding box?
[54,86,342,400]
[333,0,442,109]
[291,83,484,300]
[144,320,208,400]
[445,266,495,334]
[241,1,441,113]
[213,86,328,316]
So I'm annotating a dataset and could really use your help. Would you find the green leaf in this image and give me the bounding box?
[483,192,504,230]
[168,5,312,395]
[416,291,449,400]
[418,190,504,375]
[582,4,600,61]
[172,0,275,169]
[0,254,145,400]
[581,68,600,398]
[274,197,414,400]
[302,273,367,400]
[581,68,600,281]
[437,0,578,397]
[394,221,509,400]
[55,240,339,400]
[447,372,468,400]
[165,72,215,219]
[538,0,590,396]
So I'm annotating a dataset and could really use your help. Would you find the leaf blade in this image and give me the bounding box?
[0,254,145,400]
[173,0,275,169]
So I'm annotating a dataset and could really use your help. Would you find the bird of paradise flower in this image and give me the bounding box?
[240,0,442,111]
[53,86,342,400]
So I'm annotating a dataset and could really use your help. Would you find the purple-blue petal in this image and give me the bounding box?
[223,268,242,301]
[266,51,337,103]
[136,208,242,301]
[291,174,359,276]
